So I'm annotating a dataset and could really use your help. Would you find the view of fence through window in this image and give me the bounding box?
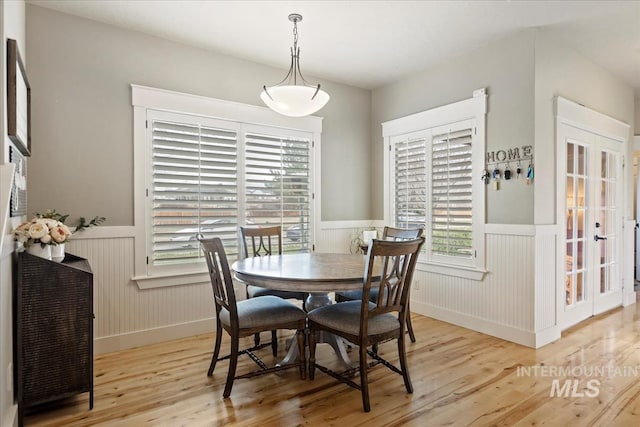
[245,132,311,254]
[150,117,311,266]
[393,124,474,259]
[431,128,473,258]
[394,136,427,233]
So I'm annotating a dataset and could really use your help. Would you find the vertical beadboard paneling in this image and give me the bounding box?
[623,220,636,306]
[65,238,212,341]
[535,226,558,331]
[317,224,539,336]
[417,233,535,332]
[69,223,553,352]
[315,227,358,253]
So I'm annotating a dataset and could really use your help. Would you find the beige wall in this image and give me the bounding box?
[26,5,371,225]
[371,28,636,226]
[635,94,640,135]
[534,31,636,224]
[2,2,25,425]
[371,30,536,224]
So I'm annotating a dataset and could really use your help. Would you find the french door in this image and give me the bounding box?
[560,124,624,329]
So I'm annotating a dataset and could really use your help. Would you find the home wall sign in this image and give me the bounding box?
[483,145,534,189]
[486,145,532,163]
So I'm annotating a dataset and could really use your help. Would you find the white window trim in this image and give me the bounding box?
[132,85,322,288]
[382,89,487,281]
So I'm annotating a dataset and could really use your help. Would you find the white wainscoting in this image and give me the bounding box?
[411,226,545,348]
[70,221,558,354]
[534,225,560,347]
[315,220,384,253]
[66,230,214,355]
[623,219,637,307]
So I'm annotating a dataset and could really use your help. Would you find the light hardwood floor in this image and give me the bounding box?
[26,294,640,426]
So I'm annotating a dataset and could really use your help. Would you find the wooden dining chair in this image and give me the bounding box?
[240,226,307,355]
[308,237,424,412]
[335,225,423,342]
[200,237,307,398]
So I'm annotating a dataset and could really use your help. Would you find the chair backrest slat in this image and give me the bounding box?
[375,226,424,307]
[382,225,424,241]
[240,226,282,258]
[361,237,424,336]
[200,237,238,321]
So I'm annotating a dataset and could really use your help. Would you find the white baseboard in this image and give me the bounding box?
[623,292,637,307]
[94,317,215,355]
[411,301,555,349]
[533,325,561,348]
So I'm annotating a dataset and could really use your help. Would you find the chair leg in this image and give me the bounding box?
[296,329,306,380]
[223,333,240,398]
[398,334,413,394]
[271,330,278,356]
[359,343,371,412]
[207,321,223,376]
[254,332,261,347]
[308,329,316,380]
[372,343,379,354]
[406,305,416,343]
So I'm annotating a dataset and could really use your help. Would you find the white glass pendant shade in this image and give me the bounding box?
[261,13,330,117]
[261,85,330,117]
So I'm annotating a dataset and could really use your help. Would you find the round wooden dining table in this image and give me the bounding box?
[232,252,371,367]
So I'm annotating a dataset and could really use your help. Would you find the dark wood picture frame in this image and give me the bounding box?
[7,38,31,156]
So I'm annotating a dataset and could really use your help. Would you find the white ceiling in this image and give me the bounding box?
[28,0,640,92]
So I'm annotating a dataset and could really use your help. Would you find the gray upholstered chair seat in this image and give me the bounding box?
[336,287,382,303]
[307,300,400,336]
[308,236,424,412]
[247,285,307,302]
[201,237,307,397]
[336,233,417,345]
[220,295,306,329]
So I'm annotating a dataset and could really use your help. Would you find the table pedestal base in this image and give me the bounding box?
[277,292,355,369]
[277,331,354,369]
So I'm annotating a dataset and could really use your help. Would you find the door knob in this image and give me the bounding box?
[594,235,607,242]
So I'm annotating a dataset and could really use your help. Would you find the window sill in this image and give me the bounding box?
[417,261,487,281]
[133,270,210,289]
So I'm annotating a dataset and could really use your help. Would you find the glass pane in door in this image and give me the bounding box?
[565,142,588,306]
[597,150,618,294]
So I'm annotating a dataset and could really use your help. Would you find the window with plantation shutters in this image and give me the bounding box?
[383,91,486,275]
[431,125,473,259]
[390,123,473,261]
[245,130,311,253]
[133,86,321,285]
[148,113,316,269]
[150,114,239,266]
[393,134,427,231]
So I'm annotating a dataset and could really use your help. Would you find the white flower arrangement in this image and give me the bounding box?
[13,209,105,249]
[13,217,72,248]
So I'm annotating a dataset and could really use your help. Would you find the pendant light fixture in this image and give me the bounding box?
[261,13,330,117]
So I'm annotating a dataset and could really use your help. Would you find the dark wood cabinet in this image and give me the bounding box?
[13,251,94,425]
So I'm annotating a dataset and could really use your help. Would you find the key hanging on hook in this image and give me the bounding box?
[526,163,534,185]
[516,161,522,179]
[481,169,490,184]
